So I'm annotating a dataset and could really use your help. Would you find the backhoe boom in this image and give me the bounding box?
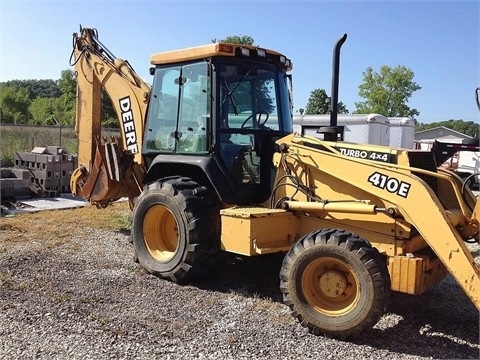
[70,27,149,207]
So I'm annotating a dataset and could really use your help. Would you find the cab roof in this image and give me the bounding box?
[150,43,292,70]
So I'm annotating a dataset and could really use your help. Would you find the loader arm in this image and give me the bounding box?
[275,133,480,308]
[70,27,150,207]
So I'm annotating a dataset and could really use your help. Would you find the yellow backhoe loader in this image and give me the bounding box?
[70,26,479,339]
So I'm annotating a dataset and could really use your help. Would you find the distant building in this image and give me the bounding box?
[414,126,474,144]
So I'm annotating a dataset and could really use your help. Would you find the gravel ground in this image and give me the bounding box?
[0,226,479,359]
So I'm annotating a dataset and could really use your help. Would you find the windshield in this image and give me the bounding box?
[217,59,292,133]
[215,59,292,188]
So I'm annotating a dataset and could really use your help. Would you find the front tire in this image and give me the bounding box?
[280,228,390,339]
[131,177,220,283]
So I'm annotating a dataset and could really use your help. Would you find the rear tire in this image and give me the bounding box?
[131,176,220,282]
[280,228,390,339]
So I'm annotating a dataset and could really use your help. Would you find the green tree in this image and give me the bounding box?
[58,70,76,101]
[58,69,116,126]
[0,84,31,123]
[305,88,348,115]
[29,96,75,126]
[0,69,118,126]
[3,79,61,99]
[212,35,254,45]
[355,65,421,117]
[58,70,77,125]
[101,92,119,128]
[29,97,55,124]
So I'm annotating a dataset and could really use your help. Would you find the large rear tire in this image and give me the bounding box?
[280,228,390,339]
[131,177,220,283]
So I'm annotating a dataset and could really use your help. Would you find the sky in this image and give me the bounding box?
[0,0,479,124]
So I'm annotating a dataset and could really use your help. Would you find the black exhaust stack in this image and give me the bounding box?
[318,33,347,141]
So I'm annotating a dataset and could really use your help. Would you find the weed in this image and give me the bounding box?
[53,292,72,303]
[0,270,12,283]
[227,333,238,344]
[160,324,172,337]
[112,211,131,231]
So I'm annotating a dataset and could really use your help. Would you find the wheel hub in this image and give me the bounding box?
[144,204,179,262]
[319,270,347,298]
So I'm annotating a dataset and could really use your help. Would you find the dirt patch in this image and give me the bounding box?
[1,201,130,244]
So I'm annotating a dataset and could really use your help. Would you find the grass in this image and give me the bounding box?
[0,201,131,244]
[0,124,120,167]
[0,124,78,167]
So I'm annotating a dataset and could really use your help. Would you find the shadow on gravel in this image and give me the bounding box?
[194,252,285,302]
[193,253,479,359]
[354,287,480,359]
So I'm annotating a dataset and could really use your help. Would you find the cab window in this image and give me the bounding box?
[144,62,209,154]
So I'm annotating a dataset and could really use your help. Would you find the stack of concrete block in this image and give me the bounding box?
[14,146,77,197]
[0,168,31,200]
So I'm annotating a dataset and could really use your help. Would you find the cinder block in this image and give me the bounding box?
[47,146,66,155]
[61,169,74,178]
[63,162,74,171]
[35,153,54,165]
[10,168,31,180]
[42,162,74,172]
[58,185,70,193]
[13,180,30,197]
[0,178,14,188]
[37,177,61,188]
[13,189,31,199]
[21,152,37,163]
[33,170,48,180]
[0,168,12,178]
[1,188,14,198]
[12,150,76,196]
[14,152,36,169]
[34,188,58,198]
[65,154,76,162]
[0,178,15,198]
[34,160,68,171]
[34,169,63,180]
[60,176,72,187]
[31,147,47,154]
[52,154,74,164]
[14,177,29,188]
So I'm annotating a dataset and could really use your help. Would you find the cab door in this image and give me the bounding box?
[144,62,209,154]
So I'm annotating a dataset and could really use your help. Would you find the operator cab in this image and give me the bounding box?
[143,43,293,205]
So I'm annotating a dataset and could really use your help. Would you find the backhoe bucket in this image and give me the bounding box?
[71,138,143,208]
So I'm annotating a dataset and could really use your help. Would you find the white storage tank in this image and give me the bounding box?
[292,114,390,146]
[389,117,416,149]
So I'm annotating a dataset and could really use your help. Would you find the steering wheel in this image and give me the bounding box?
[240,111,270,129]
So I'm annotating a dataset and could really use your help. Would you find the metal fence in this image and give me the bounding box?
[0,124,120,168]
